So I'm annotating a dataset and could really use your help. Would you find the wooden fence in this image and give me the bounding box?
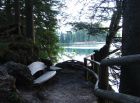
[83,54,140,103]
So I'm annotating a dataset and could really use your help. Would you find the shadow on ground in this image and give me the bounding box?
[21,67,97,103]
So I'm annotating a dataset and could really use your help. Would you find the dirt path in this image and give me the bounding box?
[21,67,97,103]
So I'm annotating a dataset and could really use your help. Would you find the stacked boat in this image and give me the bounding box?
[28,61,62,84]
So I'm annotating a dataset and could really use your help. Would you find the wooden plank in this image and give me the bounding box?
[101,54,140,66]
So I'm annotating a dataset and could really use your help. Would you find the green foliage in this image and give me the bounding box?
[8,91,22,103]
[34,0,61,62]
[71,22,108,36]
[0,36,39,64]
[36,29,61,62]
[59,29,107,43]
[0,0,14,25]
[0,0,61,63]
[58,22,108,44]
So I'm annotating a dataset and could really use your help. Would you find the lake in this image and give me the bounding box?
[62,42,105,54]
[58,42,105,62]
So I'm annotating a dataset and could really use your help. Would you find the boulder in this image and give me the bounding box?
[0,66,22,103]
[4,62,33,87]
[21,92,42,103]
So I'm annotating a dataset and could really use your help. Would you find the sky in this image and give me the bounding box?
[56,0,116,33]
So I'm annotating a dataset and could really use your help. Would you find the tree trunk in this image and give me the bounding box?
[94,2,122,103]
[5,0,14,24]
[120,0,140,97]
[94,0,122,62]
[25,0,34,41]
[14,0,21,35]
[0,0,2,7]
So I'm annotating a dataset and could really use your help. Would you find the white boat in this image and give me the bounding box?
[28,61,58,84]
[34,71,56,84]
[28,61,47,75]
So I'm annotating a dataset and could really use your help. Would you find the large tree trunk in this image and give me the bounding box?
[25,0,34,41]
[14,0,21,35]
[5,0,14,24]
[120,0,140,96]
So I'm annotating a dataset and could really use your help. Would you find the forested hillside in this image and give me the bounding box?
[59,29,107,43]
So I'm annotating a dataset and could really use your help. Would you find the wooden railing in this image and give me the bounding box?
[83,54,140,103]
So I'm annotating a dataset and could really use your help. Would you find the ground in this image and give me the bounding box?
[21,67,97,103]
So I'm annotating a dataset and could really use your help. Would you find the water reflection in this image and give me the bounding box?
[62,42,105,55]
[64,48,94,55]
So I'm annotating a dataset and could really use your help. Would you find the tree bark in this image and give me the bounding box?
[14,0,21,35]
[5,0,14,24]
[120,0,140,97]
[25,0,34,41]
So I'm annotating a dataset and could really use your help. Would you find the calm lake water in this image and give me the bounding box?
[58,42,105,62]
[63,42,105,55]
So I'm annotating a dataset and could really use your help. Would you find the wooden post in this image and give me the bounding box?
[91,55,94,70]
[94,63,99,75]
[93,51,99,75]
[98,65,109,103]
[14,0,21,35]
[84,58,89,80]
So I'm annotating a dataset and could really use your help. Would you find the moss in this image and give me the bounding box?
[0,42,9,49]
[8,91,22,103]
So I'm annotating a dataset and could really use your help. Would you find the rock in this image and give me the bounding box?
[22,93,42,103]
[4,62,33,88]
[0,67,16,92]
[0,66,22,103]
[55,60,84,70]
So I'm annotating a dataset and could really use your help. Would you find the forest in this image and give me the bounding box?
[59,26,107,43]
[0,0,60,63]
